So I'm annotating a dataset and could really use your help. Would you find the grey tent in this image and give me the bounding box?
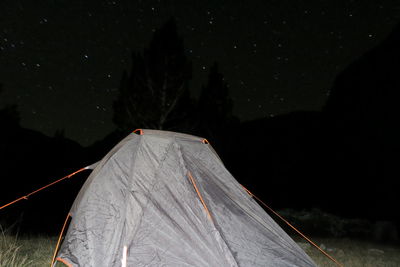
[54,129,317,267]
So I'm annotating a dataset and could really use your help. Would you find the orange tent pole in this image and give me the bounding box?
[50,213,71,267]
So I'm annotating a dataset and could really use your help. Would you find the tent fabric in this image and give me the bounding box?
[55,129,316,267]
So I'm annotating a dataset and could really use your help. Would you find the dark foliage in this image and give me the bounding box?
[196,62,239,157]
[113,18,193,133]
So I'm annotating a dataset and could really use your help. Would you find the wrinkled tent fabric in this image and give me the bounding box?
[55,130,317,267]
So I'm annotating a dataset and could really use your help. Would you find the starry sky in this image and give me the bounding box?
[0,0,399,145]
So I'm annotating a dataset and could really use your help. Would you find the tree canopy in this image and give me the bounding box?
[113,18,193,133]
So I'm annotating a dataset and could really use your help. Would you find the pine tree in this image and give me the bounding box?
[197,62,237,148]
[113,18,193,133]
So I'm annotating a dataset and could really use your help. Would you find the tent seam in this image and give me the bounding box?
[128,139,176,245]
[177,142,239,267]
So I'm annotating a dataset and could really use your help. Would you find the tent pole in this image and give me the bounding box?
[50,213,71,267]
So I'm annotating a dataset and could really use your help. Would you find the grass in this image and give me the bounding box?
[1,233,400,266]
[0,232,56,267]
[0,234,32,267]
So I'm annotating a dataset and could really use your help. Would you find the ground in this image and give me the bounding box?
[1,234,400,267]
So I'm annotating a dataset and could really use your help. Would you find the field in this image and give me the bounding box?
[1,233,400,267]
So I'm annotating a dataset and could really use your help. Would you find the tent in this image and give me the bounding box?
[54,129,317,267]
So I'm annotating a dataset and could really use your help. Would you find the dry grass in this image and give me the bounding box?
[0,233,32,267]
[0,232,55,267]
[1,233,400,266]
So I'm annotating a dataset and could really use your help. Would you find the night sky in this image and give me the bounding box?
[0,0,398,145]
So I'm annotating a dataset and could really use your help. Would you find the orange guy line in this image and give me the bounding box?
[241,185,343,267]
[0,167,88,210]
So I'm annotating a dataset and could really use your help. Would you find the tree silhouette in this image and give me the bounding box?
[197,62,237,152]
[113,18,193,133]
